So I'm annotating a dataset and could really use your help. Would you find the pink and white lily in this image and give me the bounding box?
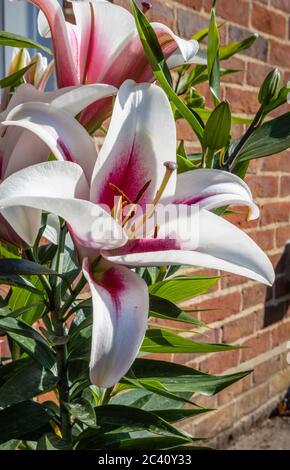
[0,80,274,387]
[0,81,117,244]
[13,0,203,130]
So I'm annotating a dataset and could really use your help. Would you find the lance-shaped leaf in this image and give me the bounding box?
[149,295,207,327]
[0,63,35,88]
[131,0,204,143]
[0,359,58,407]
[219,34,258,60]
[207,7,220,105]
[0,31,52,55]
[0,401,51,444]
[141,329,239,354]
[234,112,290,163]
[149,276,219,303]
[0,317,55,370]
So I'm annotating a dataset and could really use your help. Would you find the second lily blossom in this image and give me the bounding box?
[12,0,204,130]
[0,80,274,387]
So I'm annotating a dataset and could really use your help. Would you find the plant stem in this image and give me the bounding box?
[50,224,72,445]
[101,387,114,405]
[53,317,72,445]
[224,106,264,171]
[59,275,87,319]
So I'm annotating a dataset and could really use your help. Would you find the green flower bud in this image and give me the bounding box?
[203,101,231,151]
[258,68,281,106]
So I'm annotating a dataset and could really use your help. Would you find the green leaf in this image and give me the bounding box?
[153,407,211,422]
[0,63,34,88]
[0,360,58,406]
[67,399,96,427]
[128,359,251,396]
[0,274,44,295]
[0,242,20,259]
[76,431,192,450]
[0,440,20,450]
[207,8,220,105]
[235,112,290,163]
[0,401,51,444]
[219,34,258,61]
[0,258,56,276]
[37,433,71,450]
[131,0,204,143]
[8,276,46,325]
[0,317,55,370]
[149,276,219,302]
[0,31,52,55]
[141,329,239,354]
[177,154,198,173]
[203,101,231,151]
[93,405,190,439]
[149,295,207,327]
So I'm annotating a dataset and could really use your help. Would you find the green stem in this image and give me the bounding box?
[50,224,72,445]
[59,275,87,319]
[101,387,114,406]
[224,106,264,171]
[52,316,72,445]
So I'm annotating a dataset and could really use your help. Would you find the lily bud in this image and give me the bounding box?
[25,53,48,87]
[8,48,31,75]
[203,101,231,151]
[258,68,281,106]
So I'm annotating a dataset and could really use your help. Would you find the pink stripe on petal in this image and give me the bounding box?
[96,142,155,209]
[56,138,75,163]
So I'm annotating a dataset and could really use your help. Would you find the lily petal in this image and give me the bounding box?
[0,161,126,249]
[12,0,77,86]
[102,208,274,286]
[90,80,176,208]
[51,84,117,117]
[166,169,259,220]
[3,102,98,181]
[83,258,149,388]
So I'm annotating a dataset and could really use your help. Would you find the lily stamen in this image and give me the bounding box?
[130,161,178,237]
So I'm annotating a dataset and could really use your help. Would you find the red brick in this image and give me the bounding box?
[270,40,290,68]
[272,320,290,346]
[222,314,256,343]
[176,119,196,141]
[260,202,290,225]
[271,0,290,13]
[178,0,203,9]
[146,0,175,28]
[280,151,290,172]
[225,210,258,230]
[280,176,290,198]
[249,228,275,251]
[236,384,268,418]
[276,226,290,248]
[177,9,208,39]
[228,25,268,61]
[193,292,242,323]
[221,274,248,289]
[221,57,245,85]
[252,3,286,39]
[198,348,240,374]
[246,61,273,88]
[245,175,279,198]
[260,153,283,172]
[225,86,259,115]
[269,252,286,275]
[241,330,271,362]
[218,0,250,27]
[242,284,268,310]
[253,356,281,385]
[218,373,252,406]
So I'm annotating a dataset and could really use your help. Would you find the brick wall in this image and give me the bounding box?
[68,0,290,447]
